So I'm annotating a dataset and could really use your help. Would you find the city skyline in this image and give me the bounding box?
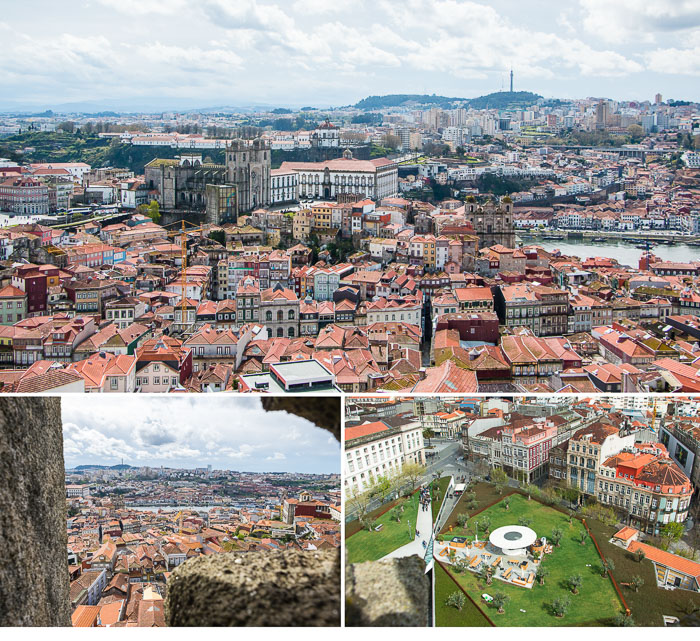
[2,1,700,110]
[61,396,340,473]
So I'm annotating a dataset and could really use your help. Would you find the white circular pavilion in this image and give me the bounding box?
[489,525,537,557]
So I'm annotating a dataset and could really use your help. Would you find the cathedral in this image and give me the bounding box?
[464,197,516,249]
[145,138,272,224]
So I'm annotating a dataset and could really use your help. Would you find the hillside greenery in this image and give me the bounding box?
[354,91,542,111]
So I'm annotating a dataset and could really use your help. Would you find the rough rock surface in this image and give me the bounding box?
[165,548,340,626]
[346,556,430,627]
[260,397,340,440]
[0,398,70,626]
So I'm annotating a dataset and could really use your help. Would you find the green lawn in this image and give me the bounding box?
[437,494,623,626]
[586,518,700,626]
[439,481,504,535]
[435,561,492,627]
[346,492,420,564]
[432,477,452,522]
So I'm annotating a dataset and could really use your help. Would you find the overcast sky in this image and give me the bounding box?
[61,396,339,473]
[2,1,700,110]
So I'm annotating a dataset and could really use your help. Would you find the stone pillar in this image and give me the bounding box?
[0,398,70,626]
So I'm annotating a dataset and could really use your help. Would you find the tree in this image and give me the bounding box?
[209,229,226,246]
[503,496,511,511]
[58,121,75,133]
[518,516,533,528]
[445,591,466,611]
[630,575,644,593]
[635,548,646,563]
[536,565,549,585]
[568,574,583,595]
[478,565,493,586]
[145,199,161,224]
[563,486,580,508]
[381,133,401,150]
[490,468,508,494]
[389,505,404,522]
[422,428,435,447]
[399,462,426,492]
[479,515,491,533]
[492,592,510,614]
[453,558,469,574]
[600,559,615,578]
[627,124,645,142]
[362,517,377,532]
[346,484,373,522]
[368,475,392,503]
[660,522,685,546]
[550,527,563,547]
[551,596,571,618]
[568,509,576,524]
[579,529,589,546]
[456,513,469,527]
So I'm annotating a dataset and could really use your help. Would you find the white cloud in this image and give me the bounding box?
[96,0,187,15]
[579,0,700,44]
[646,45,700,75]
[1,1,699,108]
[61,397,339,472]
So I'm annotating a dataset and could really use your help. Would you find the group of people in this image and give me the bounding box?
[419,486,431,512]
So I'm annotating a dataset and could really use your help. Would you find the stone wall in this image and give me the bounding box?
[0,398,70,626]
[166,549,340,626]
[346,556,431,626]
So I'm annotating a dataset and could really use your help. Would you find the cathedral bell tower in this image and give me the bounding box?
[226,138,271,213]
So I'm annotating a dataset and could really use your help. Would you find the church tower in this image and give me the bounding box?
[226,138,271,213]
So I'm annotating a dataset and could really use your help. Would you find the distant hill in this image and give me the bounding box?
[73,464,133,471]
[354,91,542,111]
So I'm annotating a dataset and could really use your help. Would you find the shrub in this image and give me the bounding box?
[550,527,563,547]
[551,596,571,618]
[630,575,644,592]
[568,574,583,594]
[456,513,469,527]
[445,591,466,611]
[614,613,635,627]
[492,592,510,614]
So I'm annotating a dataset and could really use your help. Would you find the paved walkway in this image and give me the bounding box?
[382,491,435,561]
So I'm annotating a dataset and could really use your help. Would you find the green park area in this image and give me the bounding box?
[345,492,420,564]
[436,493,623,626]
[435,562,491,627]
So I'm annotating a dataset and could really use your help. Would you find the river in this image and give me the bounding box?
[527,237,700,268]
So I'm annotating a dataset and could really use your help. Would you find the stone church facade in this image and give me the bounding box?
[465,198,516,249]
[145,139,272,224]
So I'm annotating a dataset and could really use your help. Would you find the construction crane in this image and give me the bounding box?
[163,220,205,329]
[173,510,184,534]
